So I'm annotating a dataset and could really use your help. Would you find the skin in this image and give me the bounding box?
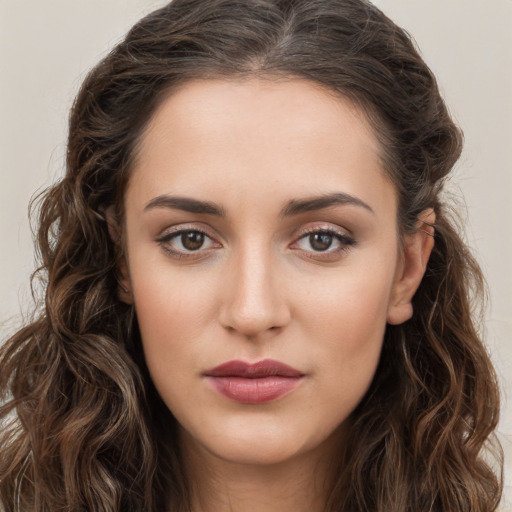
[116,78,434,512]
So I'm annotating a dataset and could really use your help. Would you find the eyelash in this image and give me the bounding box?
[156,226,219,259]
[155,225,356,261]
[292,227,356,261]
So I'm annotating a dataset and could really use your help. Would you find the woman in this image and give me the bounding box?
[0,0,503,510]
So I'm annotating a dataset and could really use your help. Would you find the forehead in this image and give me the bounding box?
[137,77,381,161]
[128,77,395,216]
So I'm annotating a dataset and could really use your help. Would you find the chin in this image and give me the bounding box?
[211,438,304,467]
[179,413,345,469]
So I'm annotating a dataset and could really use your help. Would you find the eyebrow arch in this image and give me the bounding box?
[281,193,374,217]
[144,195,226,216]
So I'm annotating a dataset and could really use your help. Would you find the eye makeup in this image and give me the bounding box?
[290,225,357,262]
[154,221,357,264]
[155,225,222,260]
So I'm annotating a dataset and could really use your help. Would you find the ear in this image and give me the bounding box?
[104,205,133,304]
[387,209,435,325]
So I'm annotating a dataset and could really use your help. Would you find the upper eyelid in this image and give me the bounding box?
[293,222,356,243]
[293,223,352,239]
[156,226,220,258]
[294,230,353,246]
[154,222,353,246]
[156,223,217,240]
[299,226,345,235]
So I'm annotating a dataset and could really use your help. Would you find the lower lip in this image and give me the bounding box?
[206,376,303,404]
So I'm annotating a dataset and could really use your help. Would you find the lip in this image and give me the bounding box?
[204,359,305,404]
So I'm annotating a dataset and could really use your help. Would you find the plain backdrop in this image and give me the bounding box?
[1,0,511,508]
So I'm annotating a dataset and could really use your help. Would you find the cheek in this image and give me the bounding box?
[294,260,395,395]
[128,259,216,380]
[130,246,217,332]
[297,261,394,342]
[133,285,208,415]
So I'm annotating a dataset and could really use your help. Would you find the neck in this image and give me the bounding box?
[178,429,345,512]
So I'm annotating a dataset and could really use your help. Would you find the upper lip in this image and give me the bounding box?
[204,359,304,378]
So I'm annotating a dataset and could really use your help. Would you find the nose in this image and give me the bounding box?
[219,247,291,338]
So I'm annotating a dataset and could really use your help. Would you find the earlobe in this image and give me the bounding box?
[103,205,133,304]
[387,209,435,325]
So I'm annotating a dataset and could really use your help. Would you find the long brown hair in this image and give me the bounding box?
[0,0,503,510]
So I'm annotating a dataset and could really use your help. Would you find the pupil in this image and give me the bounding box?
[310,232,333,251]
[182,231,205,250]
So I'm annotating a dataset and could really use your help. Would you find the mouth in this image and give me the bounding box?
[203,359,305,404]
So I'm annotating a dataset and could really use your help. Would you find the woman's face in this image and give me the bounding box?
[122,78,409,466]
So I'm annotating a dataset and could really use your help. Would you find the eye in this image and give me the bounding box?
[291,227,356,259]
[304,232,337,252]
[156,227,220,257]
[179,231,207,251]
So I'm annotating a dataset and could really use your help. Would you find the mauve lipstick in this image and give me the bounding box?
[204,359,304,404]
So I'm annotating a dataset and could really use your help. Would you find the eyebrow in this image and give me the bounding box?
[281,193,374,216]
[143,192,374,217]
[144,195,226,216]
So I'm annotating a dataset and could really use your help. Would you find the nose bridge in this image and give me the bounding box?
[220,240,289,336]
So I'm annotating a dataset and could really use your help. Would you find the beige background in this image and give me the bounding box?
[1,0,511,508]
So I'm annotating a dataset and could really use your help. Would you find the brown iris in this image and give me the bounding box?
[309,232,334,251]
[181,231,205,250]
